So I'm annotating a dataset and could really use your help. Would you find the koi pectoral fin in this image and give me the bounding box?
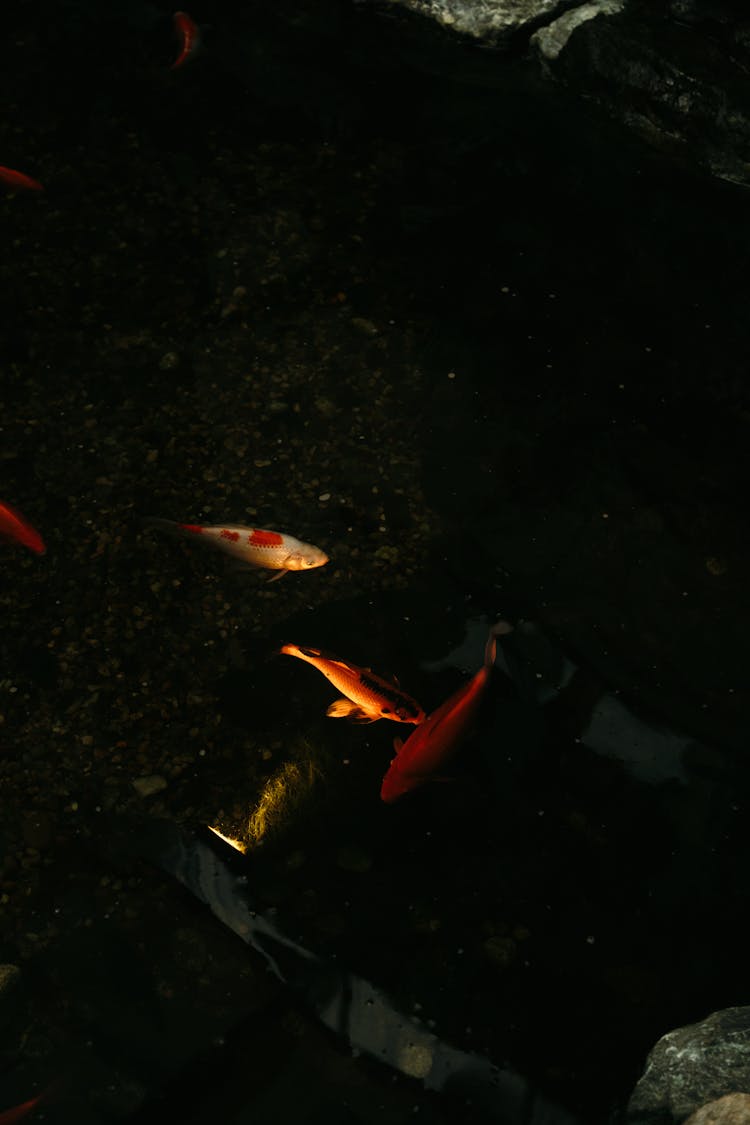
[392,736,404,755]
[266,569,288,582]
[326,699,376,723]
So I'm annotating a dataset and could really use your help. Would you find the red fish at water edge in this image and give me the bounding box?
[0,502,46,555]
[0,1083,57,1125]
[0,1094,42,1125]
[171,11,201,69]
[0,166,43,193]
[146,519,328,579]
[380,620,513,803]
[279,643,425,724]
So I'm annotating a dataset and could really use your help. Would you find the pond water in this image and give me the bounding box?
[1,1,748,1122]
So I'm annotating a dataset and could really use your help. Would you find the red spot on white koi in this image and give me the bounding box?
[248,529,284,547]
[179,524,204,535]
[220,529,240,542]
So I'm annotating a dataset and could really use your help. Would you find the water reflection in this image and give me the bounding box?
[430,616,700,784]
[151,822,579,1125]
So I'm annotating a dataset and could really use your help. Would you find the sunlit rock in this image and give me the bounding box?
[373,0,569,45]
[532,0,624,60]
[684,1094,750,1124]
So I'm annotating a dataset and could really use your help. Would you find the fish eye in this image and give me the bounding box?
[395,707,408,719]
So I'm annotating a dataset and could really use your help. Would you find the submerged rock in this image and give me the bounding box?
[132,774,168,798]
[627,1007,750,1124]
[534,4,750,190]
[366,0,750,189]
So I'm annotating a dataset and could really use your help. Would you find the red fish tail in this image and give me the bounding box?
[171,11,200,69]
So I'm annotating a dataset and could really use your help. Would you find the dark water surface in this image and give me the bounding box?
[1,1,749,1122]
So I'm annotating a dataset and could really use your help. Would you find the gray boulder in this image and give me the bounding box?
[365,0,750,188]
[627,1007,750,1124]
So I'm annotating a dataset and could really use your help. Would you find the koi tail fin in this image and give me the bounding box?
[142,517,183,536]
[485,619,514,667]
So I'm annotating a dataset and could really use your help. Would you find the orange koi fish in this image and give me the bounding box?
[0,166,43,193]
[380,621,513,802]
[171,11,201,69]
[0,502,46,555]
[147,519,328,579]
[279,643,425,724]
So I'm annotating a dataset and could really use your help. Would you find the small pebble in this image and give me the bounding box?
[132,774,168,798]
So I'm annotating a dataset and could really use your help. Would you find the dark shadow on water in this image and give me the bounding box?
[138,819,580,1125]
[122,602,749,1123]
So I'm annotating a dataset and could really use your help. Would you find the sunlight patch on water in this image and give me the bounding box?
[207,740,325,852]
[247,756,322,846]
[207,825,248,853]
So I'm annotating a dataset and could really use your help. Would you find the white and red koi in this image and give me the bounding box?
[146,519,328,579]
[380,620,513,802]
[279,643,425,724]
[171,11,201,69]
[0,166,43,193]
[0,501,45,555]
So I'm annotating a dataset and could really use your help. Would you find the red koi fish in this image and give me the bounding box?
[0,166,43,193]
[0,1086,53,1125]
[380,620,513,802]
[279,643,425,724]
[0,502,46,555]
[146,519,328,579]
[171,11,201,69]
